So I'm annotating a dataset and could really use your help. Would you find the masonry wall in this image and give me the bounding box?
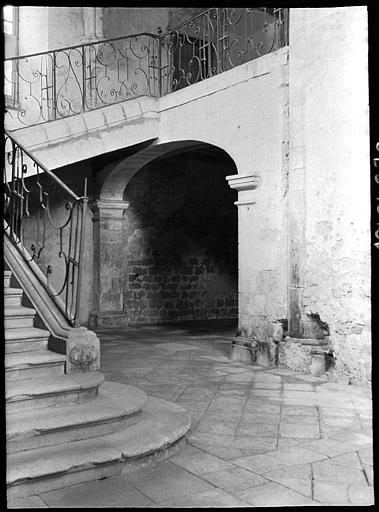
[289,8,370,382]
[122,154,238,323]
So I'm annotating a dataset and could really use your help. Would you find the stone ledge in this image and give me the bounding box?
[284,336,329,347]
[7,382,148,453]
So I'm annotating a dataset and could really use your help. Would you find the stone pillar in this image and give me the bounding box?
[80,7,104,43]
[281,12,332,374]
[287,143,306,338]
[89,199,129,328]
[226,172,284,366]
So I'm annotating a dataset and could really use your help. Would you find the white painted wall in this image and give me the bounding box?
[289,7,370,381]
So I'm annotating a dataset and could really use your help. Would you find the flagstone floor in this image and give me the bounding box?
[9,320,373,507]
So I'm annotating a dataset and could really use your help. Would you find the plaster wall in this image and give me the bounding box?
[17,7,83,55]
[103,8,170,38]
[289,8,370,382]
[13,7,202,58]
[17,7,48,56]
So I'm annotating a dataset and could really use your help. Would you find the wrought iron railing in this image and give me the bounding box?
[160,7,288,94]
[4,8,288,128]
[4,33,161,127]
[4,131,88,326]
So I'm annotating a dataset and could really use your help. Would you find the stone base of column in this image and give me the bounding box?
[278,336,332,377]
[230,336,278,367]
[88,310,129,329]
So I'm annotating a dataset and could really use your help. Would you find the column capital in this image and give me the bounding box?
[89,199,129,220]
[225,173,260,191]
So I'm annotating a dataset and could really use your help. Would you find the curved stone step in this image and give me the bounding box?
[5,351,66,381]
[4,288,24,307]
[4,270,12,288]
[6,372,105,413]
[5,327,50,353]
[7,393,191,500]
[5,306,37,329]
[7,382,148,453]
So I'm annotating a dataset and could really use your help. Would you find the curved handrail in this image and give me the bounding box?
[4,129,88,326]
[5,32,160,62]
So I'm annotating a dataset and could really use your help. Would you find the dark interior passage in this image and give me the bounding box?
[122,147,238,323]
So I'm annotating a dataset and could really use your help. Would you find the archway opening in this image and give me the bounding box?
[121,144,238,326]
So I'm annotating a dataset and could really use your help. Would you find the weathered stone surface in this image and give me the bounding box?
[7,383,147,452]
[313,481,350,504]
[288,7,370,383]
[125,461,214,502]
[239,482,312,506]
[6,372,104,413]
[39,477,154,508]
[8,495,48,508]
[66,327,100,373]
[103,397,191,459]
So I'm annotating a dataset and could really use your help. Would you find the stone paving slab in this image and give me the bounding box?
[238,481,314,506]
[14,322,373,507]
[8,495,48,508]
[37,477,154,508]
[155,488,250,508]
[125,461,215,501]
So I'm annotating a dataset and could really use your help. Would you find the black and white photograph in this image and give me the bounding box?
[3,3,374,507]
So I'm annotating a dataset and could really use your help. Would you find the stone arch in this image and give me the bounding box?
[91,138,241,327]
[99,139,238,201]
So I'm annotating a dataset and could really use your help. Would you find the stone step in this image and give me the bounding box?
[4,288,24,307]
[7,394,191,500]
[7,382,148,453]
[6,372,105,413]
[4,270,12,288]
[5,327,50,353]
[5,351,66,381]
[4,307,37,329]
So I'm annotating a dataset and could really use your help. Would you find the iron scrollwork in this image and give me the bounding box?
[4,133,88,326]
[4,8,288,128]
[160,7,288,94]
[4,33,161,128]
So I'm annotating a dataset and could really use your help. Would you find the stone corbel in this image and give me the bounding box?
[226,173,261,206]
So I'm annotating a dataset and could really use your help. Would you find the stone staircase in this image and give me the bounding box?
[5,269,191,500]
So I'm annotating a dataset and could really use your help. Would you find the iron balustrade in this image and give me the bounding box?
[4,8,288,127]
[4,33,161,127]
[160,7,288,94]
[4,131,88,326]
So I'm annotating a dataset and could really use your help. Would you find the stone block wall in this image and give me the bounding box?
[122,152,238,323]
